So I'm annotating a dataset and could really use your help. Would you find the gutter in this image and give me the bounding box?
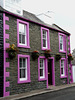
[0,9,70,36]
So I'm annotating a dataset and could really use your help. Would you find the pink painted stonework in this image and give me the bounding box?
[3,13,10,97]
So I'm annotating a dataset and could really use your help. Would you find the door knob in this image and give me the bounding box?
[48,72,50,74]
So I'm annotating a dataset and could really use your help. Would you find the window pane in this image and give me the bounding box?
[43,39,46,47]
[43,30,46,35]
[19,34,21,43]
[60,43,62,50]
[19,23,24,33]
[60,35,63,42]
[40,59,43,68]
[22,35,25,44]
[61,68,63,74]
[43,34,46,38]
[20,69,25,78]
[19,58,22,68]
[60,35,63,50]
[23,58,26,67]
[40,69,43,76]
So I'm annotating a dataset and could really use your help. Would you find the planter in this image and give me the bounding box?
[8,50,17,59]
[68,53,73,64]
[6,44,19,59]
[32,51,39,60]
[44,49,51,58]
[44,53,51,58]
[55,54,61,61]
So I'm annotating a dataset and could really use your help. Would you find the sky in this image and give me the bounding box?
[21,0,75,52]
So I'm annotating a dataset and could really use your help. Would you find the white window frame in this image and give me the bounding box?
[19,57,27,81]
[19,23,27,46]
[42,30,48,49]
[59,35,63,51]
[39,58,45,79]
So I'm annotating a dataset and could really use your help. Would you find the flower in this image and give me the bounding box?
[33,50,39,53]
[68,53,72,56]
[45,49,51,53]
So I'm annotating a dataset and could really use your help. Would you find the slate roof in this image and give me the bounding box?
[0,6,70,35]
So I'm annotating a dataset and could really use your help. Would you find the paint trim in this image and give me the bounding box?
[68,36,73,83]
[18,54,31,84]
[58,32,66,53]
[60,58,67,78]
[41,27,50,50]
[3,13,10,97]
[17,19,30,48]
[38,56,47,81]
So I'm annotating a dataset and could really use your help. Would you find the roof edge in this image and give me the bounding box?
[0,9,70,35]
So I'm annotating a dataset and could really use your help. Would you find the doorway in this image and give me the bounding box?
[47,57,55,87]
[48,59,52,85]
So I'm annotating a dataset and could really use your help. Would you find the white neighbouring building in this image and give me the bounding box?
[0,0,23,15]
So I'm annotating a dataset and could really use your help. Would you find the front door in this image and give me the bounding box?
[72,65,75,83]
[48,59,52,85]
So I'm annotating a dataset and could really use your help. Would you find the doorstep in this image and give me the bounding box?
[0,83,75,100]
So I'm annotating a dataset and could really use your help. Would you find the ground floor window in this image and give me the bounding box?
[18,54,30,83]
[60,58,67,78]
[38,56,47,81]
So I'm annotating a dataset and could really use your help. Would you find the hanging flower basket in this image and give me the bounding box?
[44,49,51,58]
[68,53,73,63]
[55,53,62,61]
[32,50,39,60]
[6,44,19,59]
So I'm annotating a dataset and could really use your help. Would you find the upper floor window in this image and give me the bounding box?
[17,19,30,48]
[18,54,31,83]
[59,33,66,53]
[59,35,63,51]
[41,27,50,50]
[60,58,67,78]
[19,23,27,45]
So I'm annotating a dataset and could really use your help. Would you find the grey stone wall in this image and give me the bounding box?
[50,30,68,85]
[6,14,46,95]
[0,13,3,97]
[5,13,69,95]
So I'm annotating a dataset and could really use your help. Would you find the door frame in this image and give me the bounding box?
[46,57,55,88]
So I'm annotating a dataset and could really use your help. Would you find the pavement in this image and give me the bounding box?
[0,83,75,100]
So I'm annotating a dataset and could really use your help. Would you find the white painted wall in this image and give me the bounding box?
[0,0,23,15]
[37,12,54,25]
[72,65,75,83]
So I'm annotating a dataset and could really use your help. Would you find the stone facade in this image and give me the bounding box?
[0,10,72,97]
[5,13,69,94]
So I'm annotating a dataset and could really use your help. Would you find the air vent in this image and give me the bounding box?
[17,10,21,14]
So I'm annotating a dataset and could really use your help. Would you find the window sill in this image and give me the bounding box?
[41,48,50,50]
[60,76,67,78]
[59,50,66,53]
[38,78,47,81]
[18,80,31,84]
[18,44,30,48]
